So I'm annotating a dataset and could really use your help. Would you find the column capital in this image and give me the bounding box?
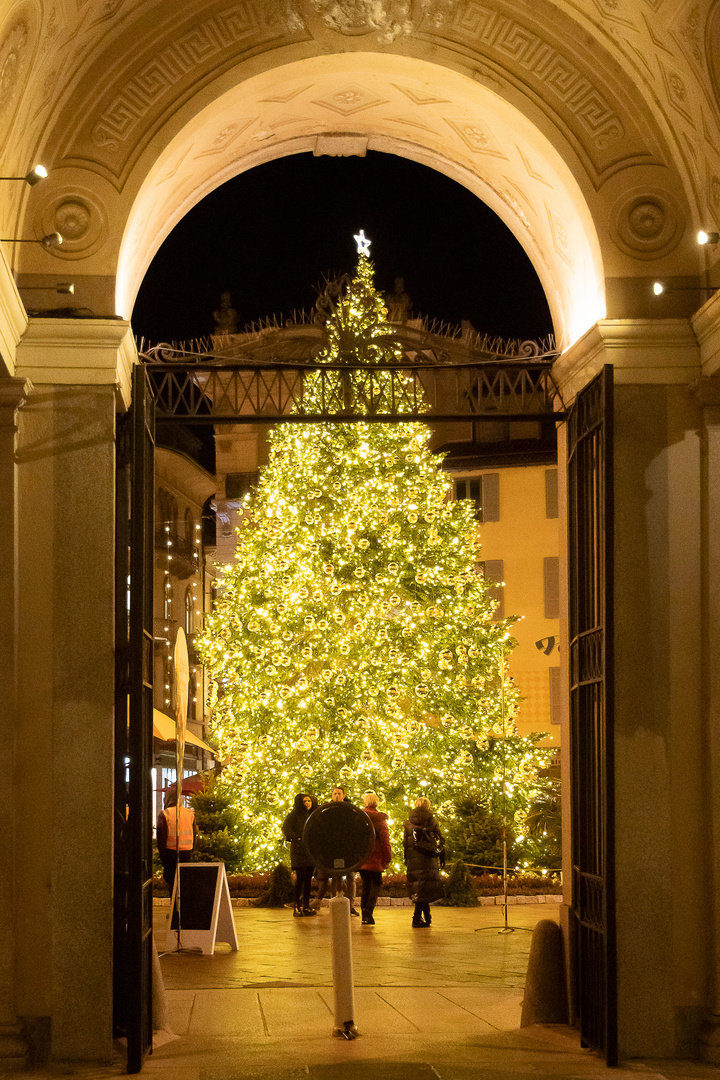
[692,289,720,378]
[15,318,137,410]
[553,318,700,404]
[0,377,33,427]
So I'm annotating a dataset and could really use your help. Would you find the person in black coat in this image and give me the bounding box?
[282,792,318,917]
[403,796,445,927]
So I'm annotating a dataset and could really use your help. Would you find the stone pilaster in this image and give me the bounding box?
[0,379,32,1071]
[693,373,720,1063]
[10,321,136,1063]
[554,319,706,1058]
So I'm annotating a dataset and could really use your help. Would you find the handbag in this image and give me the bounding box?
[412,827,444,857]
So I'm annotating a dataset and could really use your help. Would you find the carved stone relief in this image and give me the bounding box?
[34,186,108,258]
[610,188,684,259]
[0,3,39,156]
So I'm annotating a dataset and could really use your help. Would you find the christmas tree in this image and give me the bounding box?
[198,232,553,869]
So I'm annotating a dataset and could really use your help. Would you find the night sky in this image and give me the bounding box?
[132,151,553,347]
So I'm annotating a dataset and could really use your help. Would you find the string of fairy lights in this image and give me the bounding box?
[198,234,554,869]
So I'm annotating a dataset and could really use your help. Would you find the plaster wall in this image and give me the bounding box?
[14,384,116,1063]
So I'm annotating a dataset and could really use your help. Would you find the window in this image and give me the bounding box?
[454,472,500,522]
[545,469,559,519]
[185,586,194,634]
[163,578,172,620]
[184,507,194,539]
[544,556,560,619]
[480,559,504,620]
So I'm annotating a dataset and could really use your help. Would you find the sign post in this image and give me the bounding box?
[173,628,189,943]
[303,802,374,1039]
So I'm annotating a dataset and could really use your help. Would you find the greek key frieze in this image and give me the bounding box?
[450,1,624,146]
[90,4,257,151]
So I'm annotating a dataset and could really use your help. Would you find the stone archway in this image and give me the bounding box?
[115,53,604,350]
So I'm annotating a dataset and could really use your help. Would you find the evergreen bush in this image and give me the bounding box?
[439,859,479,906]
[255,862,294,907]
[190,785,245,872]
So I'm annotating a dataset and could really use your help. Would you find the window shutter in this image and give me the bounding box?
[544,556,560,619]
[482,559,505,620]
[481,472,500,521]
[545,469,559,519]
[549,666,561,724]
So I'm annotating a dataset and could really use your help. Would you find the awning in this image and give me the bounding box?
[152,708,216,755]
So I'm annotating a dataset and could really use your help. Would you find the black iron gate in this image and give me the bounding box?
[114,365,156,1073]
[567,365,617,1064]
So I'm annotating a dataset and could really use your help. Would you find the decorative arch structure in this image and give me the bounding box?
[2,0,720,1071]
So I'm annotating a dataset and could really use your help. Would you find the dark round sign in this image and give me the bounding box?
[303,801,375,875]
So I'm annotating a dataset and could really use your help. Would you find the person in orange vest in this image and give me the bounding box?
[157,790,198,888]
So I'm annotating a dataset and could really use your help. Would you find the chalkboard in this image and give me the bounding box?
[303,801,375,875]
[167,862,238,955]
[170,864,217,930]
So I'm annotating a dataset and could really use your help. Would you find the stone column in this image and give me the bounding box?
[554,318,707,1059]
[12,320,134,1064]
[0,378,32,1070]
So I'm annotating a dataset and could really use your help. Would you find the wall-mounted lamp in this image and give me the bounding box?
[0,165,48,186]
[652,280,717,296]
[19,282,74,295]
[698,230,719,246]
[0,232,63,249]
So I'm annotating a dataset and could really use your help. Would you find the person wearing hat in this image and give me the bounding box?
[403,796,445,927]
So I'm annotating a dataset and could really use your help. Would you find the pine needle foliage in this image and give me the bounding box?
[439,860,480,906]
[198,239,554,869]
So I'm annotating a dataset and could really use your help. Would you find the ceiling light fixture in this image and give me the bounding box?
[698,230,719,246]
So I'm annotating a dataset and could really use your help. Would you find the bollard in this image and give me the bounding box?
[329,894,358,1038]
[520,918,569,1026]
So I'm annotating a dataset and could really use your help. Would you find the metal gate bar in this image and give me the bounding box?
[567,365,617,1063]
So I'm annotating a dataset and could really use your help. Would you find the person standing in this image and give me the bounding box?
[282,792,319,917]
[358,791,392,925]
[156,790,197,889]
[403,796,445,927]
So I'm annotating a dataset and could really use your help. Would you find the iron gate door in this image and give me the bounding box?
[567,364,617,1064]
[114,364,156,1073]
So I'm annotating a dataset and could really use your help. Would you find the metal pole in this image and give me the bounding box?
[329,889,358,1038]
[499,641,514,934]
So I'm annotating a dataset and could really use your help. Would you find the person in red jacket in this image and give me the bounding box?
[358,790,392,925]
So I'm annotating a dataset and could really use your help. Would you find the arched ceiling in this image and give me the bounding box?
[116,53,604,348]
[1,0,719,350]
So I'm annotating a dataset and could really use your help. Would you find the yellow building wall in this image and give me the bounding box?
[474,464,560,749]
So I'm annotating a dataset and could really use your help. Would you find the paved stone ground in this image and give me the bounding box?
[16,905,720,1080]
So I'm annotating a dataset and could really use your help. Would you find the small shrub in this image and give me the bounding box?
[439,860,479,906]
[255,863,294,907]
[190,786,245,872]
